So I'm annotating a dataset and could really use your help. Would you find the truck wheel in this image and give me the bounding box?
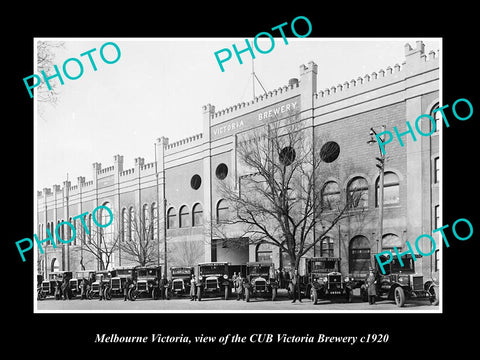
[311,288,318,305]
[360,287,368,302]
[245,288,250,302]
[272,288,277,301]
[87,290,93,300]
[129,289,137,301]
[394,287,406,307]
[105,288,111,300]
[197,286,202,301]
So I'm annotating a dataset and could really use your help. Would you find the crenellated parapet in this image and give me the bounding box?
[314,42,439,101]
[165,133,204,151]
[211,78,300,120]
[97,165,115,175]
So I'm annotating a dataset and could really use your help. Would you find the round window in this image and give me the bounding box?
[215,163,228,180]
[320,141,340,163]
[190,174,202,190]
[279,146,296,166]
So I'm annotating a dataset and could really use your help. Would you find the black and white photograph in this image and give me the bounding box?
[33,37,442,313]
[8,7,478,355]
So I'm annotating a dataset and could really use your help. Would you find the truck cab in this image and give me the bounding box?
[41,271,73,298]
[362,253,438,307]
[109,267,135,298]
[244,262,278,301]
[301,257,350,304]
[170,266,194,296]
[130,266,161,300]
[197,262,231,300]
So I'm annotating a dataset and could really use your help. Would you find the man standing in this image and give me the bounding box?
[190,274,198,301]
[291,269,302,303]
[366,268,377,305]
[99,279,104,301]
[279,268,285,289]
[124,276,133,301]
[235,273,245,301]
[61,278,70,300]
[80,278,87,300]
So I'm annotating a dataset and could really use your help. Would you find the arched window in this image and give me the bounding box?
[51,258,59,272]
[76,216,85,244]
[382,233,401,252]
[217,199,229,224]
[143,203,150,235]
[167,207,176,229]
[256,243,273,263]
[431,103,440,133]
[121,208,128,242]
[320,237,334,257]
[349,235,371,277]
[74,218,81,245]
[129,207,135,240]
[151,203,158,240]
[48,222,53,240]
[179,205,190,228]
[376,172,400,207]
[347,177,368,208]
[192,203,203,227]
[101,202,114,247]
[69,217,75,245]
[321,181,340,210]
[87,215,92,244]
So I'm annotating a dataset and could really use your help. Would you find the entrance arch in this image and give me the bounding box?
[349,235,371,277]
[51,258,59,272]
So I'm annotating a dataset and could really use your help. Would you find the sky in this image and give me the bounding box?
[34,37,440,191]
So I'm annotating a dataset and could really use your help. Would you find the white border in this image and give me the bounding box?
[33,37,443,314]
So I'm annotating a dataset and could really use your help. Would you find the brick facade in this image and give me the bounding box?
[36,41,440,281]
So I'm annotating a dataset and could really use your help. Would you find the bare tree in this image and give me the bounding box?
[74,222,120,271]
[169,240,205,268]
[213,113,366,271]
[36,41,65,119]
[119,206,160,267]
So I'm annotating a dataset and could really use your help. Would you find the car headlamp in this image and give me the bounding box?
[223,274,228,279]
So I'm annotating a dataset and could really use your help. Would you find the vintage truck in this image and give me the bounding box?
[244,262,278,302]
[361,253,439,307]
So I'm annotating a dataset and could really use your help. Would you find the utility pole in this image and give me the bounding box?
[367,125,386,255]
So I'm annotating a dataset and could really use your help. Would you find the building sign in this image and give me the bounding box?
[211,95,300,141]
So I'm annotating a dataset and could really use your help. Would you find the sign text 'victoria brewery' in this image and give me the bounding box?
[211,99,299,139]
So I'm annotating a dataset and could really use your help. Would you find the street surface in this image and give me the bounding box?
[37,289,439,312]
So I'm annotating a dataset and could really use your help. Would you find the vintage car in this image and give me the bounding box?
[196,262,232,301]
[39,271,73,299]
[128,266,162,301]
[244,262,278,302]
[69,270,96,298]
[37,274,44,300]
[106,267,135,299]
[87,270,112,299]
[361,253,439,307]
[170,266,195,297]
[300,257,351,304]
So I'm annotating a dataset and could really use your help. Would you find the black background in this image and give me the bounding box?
[6,5,477,355]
